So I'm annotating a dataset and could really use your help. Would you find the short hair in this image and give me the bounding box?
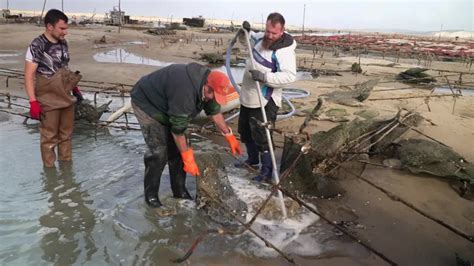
[44,9,68,27]
[267,12,285,27]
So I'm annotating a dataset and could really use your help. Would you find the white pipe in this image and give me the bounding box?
[242,30,287,219]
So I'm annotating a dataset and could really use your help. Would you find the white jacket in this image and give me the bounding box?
[240,31,297,108]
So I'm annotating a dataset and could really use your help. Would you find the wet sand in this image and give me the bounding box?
[0,23,473,265]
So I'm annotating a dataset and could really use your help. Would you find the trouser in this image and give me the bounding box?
[132,102,191,204]
[238,98,279,152]
[238,99,279,179]
[39,105,74,168]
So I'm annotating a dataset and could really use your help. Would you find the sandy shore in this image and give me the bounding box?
[0,23,473,265]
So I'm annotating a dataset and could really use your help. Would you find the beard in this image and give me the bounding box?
[51,33,63,41]
[262,37,275,49]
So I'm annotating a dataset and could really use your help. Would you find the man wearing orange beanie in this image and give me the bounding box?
[131,63,241,210]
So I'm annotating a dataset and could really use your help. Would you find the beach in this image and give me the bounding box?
[0,20,473,265]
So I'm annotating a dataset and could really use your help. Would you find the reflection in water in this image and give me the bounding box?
[432,86,474,96]
[0,50,21,64]
[39,162,97,264]
[92,49,311,84]
[93,48,172,67]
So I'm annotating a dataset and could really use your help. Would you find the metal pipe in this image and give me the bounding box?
[242,30,287,219]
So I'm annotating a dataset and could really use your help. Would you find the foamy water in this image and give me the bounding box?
[226,166,322,258]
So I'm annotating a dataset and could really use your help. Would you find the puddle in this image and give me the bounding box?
[93,49,312,83]
[0,114,334,265]
[0,59,19,64]
[432,86,474,96]
[0,50,21,64]
[126,41,147,45]
[93,48,171,67]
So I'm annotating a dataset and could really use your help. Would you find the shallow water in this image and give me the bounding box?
[93,48,172,68]
[92,49,313,83]
[432,86,474,96]
[0,113,349,265]
[0,50,21,65]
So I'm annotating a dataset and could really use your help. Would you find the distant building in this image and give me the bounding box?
[183,16,205,27]
[105,7,128,25]
[1,9,10,19]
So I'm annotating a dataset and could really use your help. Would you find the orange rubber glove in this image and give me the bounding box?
[223,127,242,155]
[180,148,200,176]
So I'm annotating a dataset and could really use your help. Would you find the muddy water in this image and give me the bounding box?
[0,50,21,65]
[433,86,474,96]
[0,113,344,265]
[92,49,313,82]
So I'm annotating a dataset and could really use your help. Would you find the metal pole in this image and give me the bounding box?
[243,30,287,219]
[40,0,47,23]
[438,24,442,40]
[118,0,121,33]
[7,0,9,10]
[302,4,306,36]
[61,0,63,12]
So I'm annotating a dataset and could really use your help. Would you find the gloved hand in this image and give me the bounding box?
[249,69,266,83]
[180,148,200,176]
[242,21,251,32]
[29,100,41,120]
[72,86,84,103]
[223,127,242,155]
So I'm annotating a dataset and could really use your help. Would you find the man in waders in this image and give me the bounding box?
[131,63,241,210]
[236,13,297,182]
[24,9,83,168]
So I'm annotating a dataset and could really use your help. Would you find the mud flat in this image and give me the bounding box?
[0,22,473,265]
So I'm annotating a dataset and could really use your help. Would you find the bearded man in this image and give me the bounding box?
[236,12,297,182]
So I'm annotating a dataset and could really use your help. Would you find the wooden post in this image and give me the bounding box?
[118,0,121,34]
[40,0,47,23]
[302,4,306,36]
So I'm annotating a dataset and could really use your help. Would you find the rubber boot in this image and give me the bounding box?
[144,152,165,208]
[169,155,192,200]
[253,151,273,183]
[234,142,260,169]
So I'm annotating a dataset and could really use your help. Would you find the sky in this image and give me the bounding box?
[3,0,473,32]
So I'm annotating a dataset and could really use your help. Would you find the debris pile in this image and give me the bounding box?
[146,28,176,36]
[394,139,474,200]
[74,100,111,123]
[295,34,474,60]
[323,79,379,106]
[280,111,422,197]
[397,68,436,84]
[195,152,248,226]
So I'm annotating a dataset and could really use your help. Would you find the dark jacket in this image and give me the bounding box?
[131,63,221,135]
